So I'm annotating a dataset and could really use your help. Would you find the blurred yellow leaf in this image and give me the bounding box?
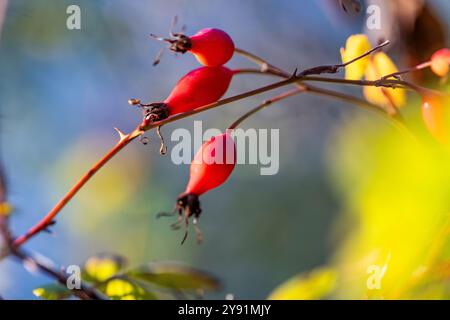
[103,277,157,300]
[105,279,134,297]
[84,254,125,282]
[340,34,371,80]
[327,114,450,299]
[363,52,406,109]
[268,267,336,300]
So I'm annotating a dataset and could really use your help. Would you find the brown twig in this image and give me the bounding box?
[234,49,415,140]
[299,75,441,97]
[297,40,390,77]
[380,61,432,80]
[234,48,287,77]
[235,49,389,113]
[0,110,104,299]
[13,75,301,247]
[139,74,301,131]
[228,88,306,130]
[303,84,416,141]
[14,42,419,248]
[235,65,441,97]
[11,248,106,300]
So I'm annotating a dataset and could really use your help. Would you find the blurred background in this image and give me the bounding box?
[0,0,449,299]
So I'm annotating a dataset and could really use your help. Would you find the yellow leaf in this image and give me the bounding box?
[328,114,450,299]
[105,279,134,297]
[363,52,406,109]
[340,34,371,80]
[32,288,45,297]
[85,256,121,282]
[268,267,336,300]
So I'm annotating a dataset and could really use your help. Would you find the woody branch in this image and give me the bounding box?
[12,39,423,249]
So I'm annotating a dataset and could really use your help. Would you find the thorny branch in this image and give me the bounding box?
[11,38,425,256]
[11,75,302,247]
[0,138,105,299]
[0,1,105,299]
[1,17,439,297]
[11,249,106,300]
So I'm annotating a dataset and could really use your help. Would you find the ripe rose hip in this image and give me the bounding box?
[421,94,450,144]
[165,66,234,115]
[184,132,236,196]
[153,28,235,67]
[161,132,236,244]
[137,66,234,122]
[430,48,450,77]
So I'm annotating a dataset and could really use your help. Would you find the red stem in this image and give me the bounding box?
[14,44,425,248]
[12,76,301,247]
[12,130,141,247]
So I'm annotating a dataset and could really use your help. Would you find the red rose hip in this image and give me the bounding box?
[152,28,235,66]
[135,66,234,122]
[165,66,234,115]
[184,131,236,196]
[160,132,236,244]
[185,28,235,67]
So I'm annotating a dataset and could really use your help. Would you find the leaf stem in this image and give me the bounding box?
[228,88,306,130]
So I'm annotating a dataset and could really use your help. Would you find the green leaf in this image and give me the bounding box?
[33,283,72,300]
[126,262,221,291]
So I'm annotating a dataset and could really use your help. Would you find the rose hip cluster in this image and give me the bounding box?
[135,27,237,243]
